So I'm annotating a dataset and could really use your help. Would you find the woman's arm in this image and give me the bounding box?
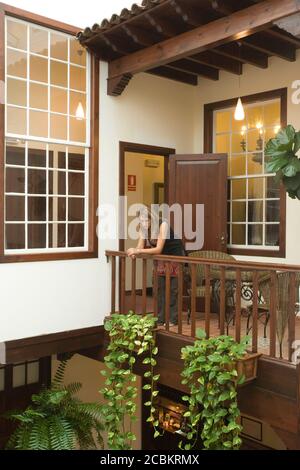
[128,222,168,257]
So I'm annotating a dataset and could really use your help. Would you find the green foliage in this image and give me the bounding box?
[180,330,249,451]
[265,125,300,199]
[101,312,160,450]
[5,360,104,450]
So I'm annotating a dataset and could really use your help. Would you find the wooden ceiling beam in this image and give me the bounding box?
[168,58,219,80]
[243,32,296,61]
[147,66,198,86]
[108,0,300,85]
[213,43,269,69]
[266,26,300,48]
[190,50,242,75]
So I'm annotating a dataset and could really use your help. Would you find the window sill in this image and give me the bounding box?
[228,247,286,259]
[0,250,98,264]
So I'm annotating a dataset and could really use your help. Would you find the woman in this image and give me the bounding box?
[127,207,185,326]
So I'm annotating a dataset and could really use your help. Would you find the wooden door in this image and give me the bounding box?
[169,154,228,252]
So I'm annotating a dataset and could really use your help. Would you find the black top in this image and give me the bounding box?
[146,223,185,256]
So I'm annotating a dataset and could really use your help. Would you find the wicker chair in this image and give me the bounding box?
[186,250,237,327]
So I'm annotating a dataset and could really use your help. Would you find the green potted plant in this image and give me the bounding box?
[180,330,257,450]
[265,125,300,199]
[4,360,104,450]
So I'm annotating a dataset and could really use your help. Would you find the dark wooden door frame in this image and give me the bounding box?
[119,141,175,252]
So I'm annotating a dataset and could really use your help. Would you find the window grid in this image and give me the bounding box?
[5,16,90,254]
[213,99,281,251]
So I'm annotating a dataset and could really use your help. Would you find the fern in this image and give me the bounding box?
[4,360,104,450]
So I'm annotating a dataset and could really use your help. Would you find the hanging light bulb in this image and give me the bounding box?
[76,101,85,120]
[234,98,245,121]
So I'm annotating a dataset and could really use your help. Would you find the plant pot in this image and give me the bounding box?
[236,353,261,386]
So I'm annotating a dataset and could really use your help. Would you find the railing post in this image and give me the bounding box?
[131,257,136,312]
[219,267,226,336]
[120,256,126,314]
[252,271,259,354]
[235,269,242,343]
[191,264,196,338]
[205,265,211,339]
[142,258,147,316]
[111,256,116,315]
[165,263,171,332]
[178,264,183,335]
[288,272,296,362]
[269,272,277,358]
[153,260,159,319]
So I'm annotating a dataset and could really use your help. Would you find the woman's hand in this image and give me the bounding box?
[127,248,139,258]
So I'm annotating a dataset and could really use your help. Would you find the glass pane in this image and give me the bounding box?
[266,225,280,247]
[232,224,246,245]
[7,49,27,78]
[51,33,68,61]
[264,101,280,127]
[50,87,67,114]
[230,155,246,177]
[248,178,264,199]
[6,196,25,221]
[0,368,4,392]
[232,133,246,154]
[265,127,279,145]
[7,19,27,50]
[30,27,48,56]
[247,129,263,153]
[6,143,25,166]
[266,200,280,222]
[70,65,86,91]
[7,106,27,135]
[69,197,84,221]
[27,362,39,385]
[69,117,86,143]
[68,223,84,247]
[68,148,85,171]
[266,177,280,198]
[49,170,66,195]
[49,197,66,221]
[231,179,246,200]
[70,91,86,117]
[30,83,48,110]
[50,60,67,87]
[248,225,263,246]
[28,143,47,168]
[50,114,68,140]
[246,105,263,130]
[248,200,263,222]
[69,172,84,196]
[232,113,246,133]
[70,39,86,66]
[49,146,66,169]
[7,78,27,106]
[49,223,66,248]
[215,111,230,133]
[28,169,46,194]
[28,197,46,221]
[13,364,26,388]
[6,167,25,193]
[29,110,48,138]
[232,201,246,222]
[215,134,230,153]
[247,153,263,175]
[6,224,25,249]
[28,224,46,249]
[30,55,48,82]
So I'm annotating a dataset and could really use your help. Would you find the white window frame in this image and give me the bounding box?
[213,98,281,252]
[4,16,91,255]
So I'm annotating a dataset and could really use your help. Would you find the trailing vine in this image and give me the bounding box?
[180,329,249,450]
[100,312,161,450]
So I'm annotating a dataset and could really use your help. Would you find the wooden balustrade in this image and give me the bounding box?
[106,250,300,363]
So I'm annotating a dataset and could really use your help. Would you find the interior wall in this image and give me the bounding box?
[193,54,300,264]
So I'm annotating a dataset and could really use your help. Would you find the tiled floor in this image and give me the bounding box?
[125,294,300,362]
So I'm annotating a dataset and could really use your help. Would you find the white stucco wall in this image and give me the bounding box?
[193,55,300,265]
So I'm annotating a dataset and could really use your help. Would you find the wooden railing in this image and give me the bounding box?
[105,250,300,363]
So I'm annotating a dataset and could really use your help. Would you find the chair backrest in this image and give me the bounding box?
[188,250,236,285]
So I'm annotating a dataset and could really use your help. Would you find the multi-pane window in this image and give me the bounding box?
[214,99,281,251]
[5,17,89,253]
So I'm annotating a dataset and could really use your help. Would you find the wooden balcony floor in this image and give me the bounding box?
[126,294,300,361]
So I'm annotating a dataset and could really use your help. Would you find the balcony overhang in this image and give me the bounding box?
[78,0,300,96]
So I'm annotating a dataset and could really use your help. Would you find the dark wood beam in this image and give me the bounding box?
[108,0,300,83]
[213,43,269,68]
[145,12,181,37]
[168,58,219,80]
[267,26,300,48]
[190,50,242,74]
[107,72,133,96]
[170,0,206,27]
[244,32,296,61]
[147,66,198,86]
